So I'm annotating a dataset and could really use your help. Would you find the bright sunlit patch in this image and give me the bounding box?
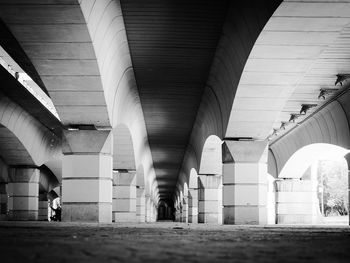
[199,135,222,175]
[279,143,350,179]
[0,45,60,120]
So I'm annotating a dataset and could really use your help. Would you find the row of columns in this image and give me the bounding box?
[0,168,157,222]
[60,129,157,223]
[0,167,50,221]
[0,130,158,222]
[2,130,342,224]
[175,140,272,224]
[175,139,346,225]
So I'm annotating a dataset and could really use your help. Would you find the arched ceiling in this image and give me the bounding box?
[2,0,349,202]
[120,0,229,199]
[113,124,136,171]
[0,123,33,165]
[0,94,60,167]
[226,0,350,140]
[0,0,110,127]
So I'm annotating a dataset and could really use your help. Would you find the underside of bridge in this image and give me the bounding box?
[0,0,350,261]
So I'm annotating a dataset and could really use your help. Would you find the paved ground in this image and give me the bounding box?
[0,222,349,263]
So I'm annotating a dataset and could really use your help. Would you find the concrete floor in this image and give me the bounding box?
[0,222,349,263]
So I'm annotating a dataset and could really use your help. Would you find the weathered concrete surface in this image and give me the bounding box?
[0,222,349,263]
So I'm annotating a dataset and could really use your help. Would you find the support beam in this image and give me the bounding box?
[8,167,39,221]
[62,130,113,223]
[222,140,268,225]
[113,170,137,222]
[198,175,221,224]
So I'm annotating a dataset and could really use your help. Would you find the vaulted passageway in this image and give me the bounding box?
[0,0,349,229]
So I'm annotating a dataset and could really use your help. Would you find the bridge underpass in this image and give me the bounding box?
[0,0,350,262]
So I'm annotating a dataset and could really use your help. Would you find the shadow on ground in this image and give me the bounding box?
[0,221,349,263]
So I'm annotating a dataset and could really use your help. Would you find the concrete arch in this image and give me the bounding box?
[226,1,350,140]
[0,1,110,126]
[113,124,136,170]
[179,1,281,192]
[136,164,145,188]
[0,95,60,167]
[199,135,222,175]
[183,182,189,198]
[270,99,350,177]
[279,143,350,179]
[39,165,60,194]
[79,0,158,201]
[274,143,349,225]
[189,168,198,190]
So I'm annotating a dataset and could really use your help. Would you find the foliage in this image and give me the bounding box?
[317,159,348,216]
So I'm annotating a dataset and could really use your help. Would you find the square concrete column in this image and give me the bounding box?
[198,175,221,224]
[62,130,113,223]
[8,167,39,220]
[175,208,181,222]
[222,140,268,225]
[38,193,48,221]
[0,183,8,220]
[145,195,151,222]
[150,202,156,222]
[152,203,157,222]
[136,187,146,222]
[188,188,198,223]
[113,170,137,222]
[182,196,188,223]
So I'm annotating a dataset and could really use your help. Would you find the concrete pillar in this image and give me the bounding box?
[62,130,113,223]
[0,183,8,220]
[182,196,188,223]
[218,182,223,224]
[188,188,198,223]
[175,207,181,222]
[8,167,39,220]
[38,193,48,221]
[145,195,151,222]
[152,203,157,222]
[113,170,137,222]
[178,204,183,222]
[136,187,146,222]
[222,140,268,225]
[276,179,319,224]
[198,175,221,223]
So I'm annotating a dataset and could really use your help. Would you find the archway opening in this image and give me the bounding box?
[198,135,222,224]
[316,158,348,224]
[157,199,174,221]
[277,143,349,225]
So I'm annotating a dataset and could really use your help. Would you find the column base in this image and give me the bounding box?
[198,213,218,224]
[63,202,112,223]
[113,212,137,222]
[8,210,38,221]
[188,215,198,223]
[38,201,48,221]
[223,206,267,225]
